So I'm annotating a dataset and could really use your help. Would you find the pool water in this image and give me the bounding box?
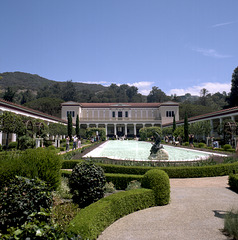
[83,140,226,161]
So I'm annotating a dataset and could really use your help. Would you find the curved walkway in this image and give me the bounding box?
[98,176,238,240]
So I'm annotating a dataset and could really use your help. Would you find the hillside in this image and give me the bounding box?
[0,71,107,93]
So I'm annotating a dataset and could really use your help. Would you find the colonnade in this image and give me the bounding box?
[82,122,157,137]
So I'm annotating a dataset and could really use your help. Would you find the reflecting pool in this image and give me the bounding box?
[83,140,226,161]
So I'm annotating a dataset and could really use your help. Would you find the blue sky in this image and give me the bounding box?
[1,0,238,96]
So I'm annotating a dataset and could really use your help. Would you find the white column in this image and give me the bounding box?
[152,123,155,127]
[125,124,127,135]
[96,123,98,128]
[87,123,89,128]
[0,131,2,145]
[143,123,145,128]
[105,124,108,136]
[134,124,136,136]
[11,133,17,142]
[114,124,117,136]
[231,116,235,121]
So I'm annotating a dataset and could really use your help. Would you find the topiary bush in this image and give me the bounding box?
[198,142,206,148]
[141,169,170,206]
[223,144,232,151]
[0,176,53,232]
[69,162,106,208]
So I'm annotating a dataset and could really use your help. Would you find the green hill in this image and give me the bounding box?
[0,71,107,93]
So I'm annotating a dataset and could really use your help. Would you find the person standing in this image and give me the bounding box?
[66,136,70,152]
[73,135,77,150]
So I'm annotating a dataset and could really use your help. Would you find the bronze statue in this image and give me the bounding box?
[150,132,163,155]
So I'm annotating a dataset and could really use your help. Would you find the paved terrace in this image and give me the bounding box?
[98,176,238,240]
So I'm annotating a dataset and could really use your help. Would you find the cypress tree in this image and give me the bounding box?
[172,115,176,133]
[76,114,80,138]
[184,112,189,142]
[228,66,238,107]
[67,113,73,141]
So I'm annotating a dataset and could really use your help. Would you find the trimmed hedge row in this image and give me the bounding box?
[228,174,238,193]
[67,188,155,240]
[105,173,143,190]
[62,161,238,178]
[61,170,143,190]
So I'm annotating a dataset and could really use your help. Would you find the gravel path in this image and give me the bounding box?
[98,176,238,240]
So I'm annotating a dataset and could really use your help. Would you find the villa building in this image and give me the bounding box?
[61,101,179,137]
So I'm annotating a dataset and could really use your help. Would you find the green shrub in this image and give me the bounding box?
[198,142,206,148]
[183,142,189,146]
[223,144,232,151]
[60,147,65,151]
[7,141,17,149]
[19,148,62,190]
[0,211,81,240]
[104,182,116,193]
[0,144,2,151]
[18,135,35,150]
[69,162,106,208]
[224,209,238,240]
[229,174,238,193]
[0,148,62,190]
[126,180,141,191]
[67,188,155,239]
[142,169,170,205]
[0,176,53,232]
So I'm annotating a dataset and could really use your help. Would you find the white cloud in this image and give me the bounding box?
[81,81,108,84]
[193,47,231,58]
[168,82,231,96]
[211,21,235,28]
[128,81,154,95]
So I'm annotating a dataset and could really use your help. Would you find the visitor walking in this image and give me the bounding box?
[66,136,70,152]
[73,135,77,150]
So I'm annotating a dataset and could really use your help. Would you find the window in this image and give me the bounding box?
[67,111,75,117]
[112,111,115,117]
[118,111,122,117]
[166,111,174,117]
[125,111,128,117]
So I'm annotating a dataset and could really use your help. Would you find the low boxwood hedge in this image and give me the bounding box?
[61,170,143,190]
[105,173,144,190]
[67,188,155,240]
[228,174,238,193]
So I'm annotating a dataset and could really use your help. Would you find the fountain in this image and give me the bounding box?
[148,132,169,160]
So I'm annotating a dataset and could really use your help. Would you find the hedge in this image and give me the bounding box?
[228,174,238,193]
[61,170,143,190]
[105,173,144,190]
[67,188,155,240]
[142,169,170,205]
[99,162,238,178]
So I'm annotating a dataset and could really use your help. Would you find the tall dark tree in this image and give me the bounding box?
[3,87,15,102]
[184,112,189,142]
[228,66,238,107]
[67,113,73,140]
[172,115,176,133]
[76,114,80,138]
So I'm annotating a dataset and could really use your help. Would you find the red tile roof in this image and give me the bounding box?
[0,98,66,123]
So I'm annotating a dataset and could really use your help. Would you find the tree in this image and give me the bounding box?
[228,66,238,107]
[76,114,80,138]
[3,87,15,102]
[67,113,73,140]
[172,115,176,133]
[62,80,77,102]
[0,112,25,147]
[184,112,189,142]
[147,86,170,103]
